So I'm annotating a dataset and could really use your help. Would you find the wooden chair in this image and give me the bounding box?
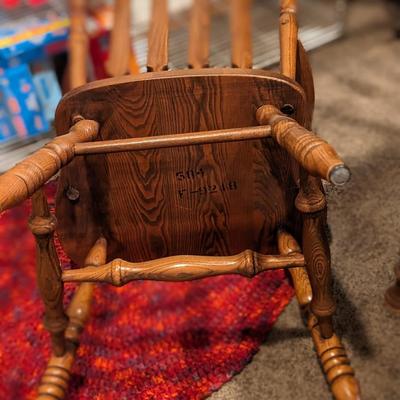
[0,1,361,399]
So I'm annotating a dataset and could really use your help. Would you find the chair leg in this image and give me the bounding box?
[302,208,336,339]
[384,264,400,312]
[278,229,361,399]
[308,313,361,400]
[36,237,107,400]
[289,266,361,400]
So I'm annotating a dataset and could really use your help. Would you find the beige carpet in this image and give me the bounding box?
[211,1,400,399]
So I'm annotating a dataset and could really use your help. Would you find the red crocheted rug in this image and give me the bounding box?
[0,185,294,400]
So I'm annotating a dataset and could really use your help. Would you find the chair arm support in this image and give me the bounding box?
[62,251,304,286]
[0,119,99,213]
[256,105,350,185]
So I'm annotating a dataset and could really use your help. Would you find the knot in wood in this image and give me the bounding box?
[29,214,57,236]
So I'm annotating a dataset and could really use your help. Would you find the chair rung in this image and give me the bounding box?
[73,125,272,155]
[62,251,305,286]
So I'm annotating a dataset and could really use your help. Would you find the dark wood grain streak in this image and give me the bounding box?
[230,0,253,68]
[29,189,68,357]
[147,0,168,72]
[55,69,307,265]
[188,0,210,68]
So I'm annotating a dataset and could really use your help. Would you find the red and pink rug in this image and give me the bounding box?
[0,185,293,400]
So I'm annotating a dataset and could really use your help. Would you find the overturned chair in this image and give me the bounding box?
[0,0,361,399]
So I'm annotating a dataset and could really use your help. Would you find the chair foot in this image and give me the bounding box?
[384,264,400,312]
[308,313,361,400]
[35,282,95,400]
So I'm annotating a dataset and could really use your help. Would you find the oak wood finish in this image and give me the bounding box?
[105,0,132,77]
[188,0,210,68]
[147,0,169,72]
[296,40,315,123]
[55,69,307,266]
[0,119,99,213]
[231,0,253,68]
[29,189,68,357]
[37,237,107,400]
[74,125,272,155]
[385,264,400,311]
[62,252,304,285]
[0,2,359,398]
[256,105,351,185]
[308,313,361,400]
[68,0,88,88]
[280,0,298,79]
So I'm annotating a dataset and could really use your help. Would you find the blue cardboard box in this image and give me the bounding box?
[0,63,49,141]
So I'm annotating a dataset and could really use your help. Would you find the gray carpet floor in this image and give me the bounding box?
[211,1,400,399]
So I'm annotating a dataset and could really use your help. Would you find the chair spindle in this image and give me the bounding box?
[279,0,298,79]
[147,0,169,72]
[230,0,253,68]
[188,0,211,68]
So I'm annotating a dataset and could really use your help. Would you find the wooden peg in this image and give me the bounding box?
[188,0,210,68]
[279,0,298,79]
[147,0,169,72]
[256,105,351,185]
[68,0,88,88]
[62,251,305,285]
[29,189,68,357]
[37,237,107,400]
[0,119,99,213]
[230,0,253,68]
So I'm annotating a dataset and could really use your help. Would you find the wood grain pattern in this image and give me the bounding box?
[37,237,107,400]
[277,229,312,308]
[308,313,361,400]
[302,207,335,339]
[55,69,307,266]
[188,0,210,68]
[74,125,272,154]
[62,251,304,285]
[0,119,99,213]
[147,0,169,72]
[68,0,88,88]
[256,105,351,185]
[29,189,68,357]
[230,0,252,68]
[105,0,132,77]
[279,0,298,79]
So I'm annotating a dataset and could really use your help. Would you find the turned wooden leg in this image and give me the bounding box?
[278,230,360,399]
[308,314,361,400]
[37,237,107,400]
[29,189,69,356]
[295,174,335,339]
[385,264,400,311]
